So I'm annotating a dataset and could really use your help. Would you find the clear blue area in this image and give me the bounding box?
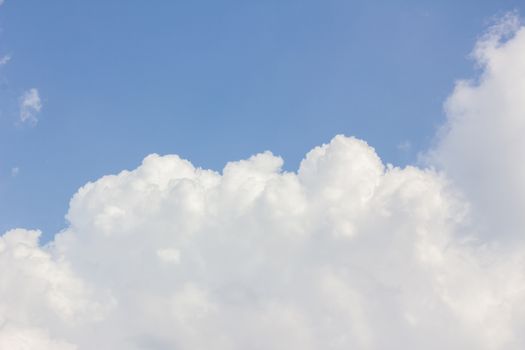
[1,0,523,241]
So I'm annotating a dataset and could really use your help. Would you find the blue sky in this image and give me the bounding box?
[1,0,524,240]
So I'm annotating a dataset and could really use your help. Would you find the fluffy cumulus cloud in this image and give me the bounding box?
[429,12,525,241]
[3,13,525,350]
[0,230,109,350]
[19,88,42,125]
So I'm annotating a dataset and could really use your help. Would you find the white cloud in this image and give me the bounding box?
[0,55,11,66]
[0,325,76,350]
[2,12,525,350]
[1,135,522,350]
[428,12,525,240]
[19,88,42,125]
[0,229,111,349]
[156,248,181,264]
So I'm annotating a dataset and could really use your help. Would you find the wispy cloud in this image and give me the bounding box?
[0,55,11,66]
[396,140,411,152]
[19,88,42,125]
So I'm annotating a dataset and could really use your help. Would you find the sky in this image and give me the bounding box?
[1,0,524,238]
[3,1,525,349]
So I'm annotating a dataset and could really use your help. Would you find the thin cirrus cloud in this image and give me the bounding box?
[2,13,525,350]
[19,88,42,125]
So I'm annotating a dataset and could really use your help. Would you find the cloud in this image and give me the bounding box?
[19,88,42,125]
[0,55,11,66]
[1,136,522,350]
[397,140,411,152]
[2,12,525,350]
[427,12,525,240]
[0,229,111,349]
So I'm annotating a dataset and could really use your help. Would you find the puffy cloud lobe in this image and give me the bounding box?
[0,229,108,349]
[429,13,525,240]
[3,13,525,350]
